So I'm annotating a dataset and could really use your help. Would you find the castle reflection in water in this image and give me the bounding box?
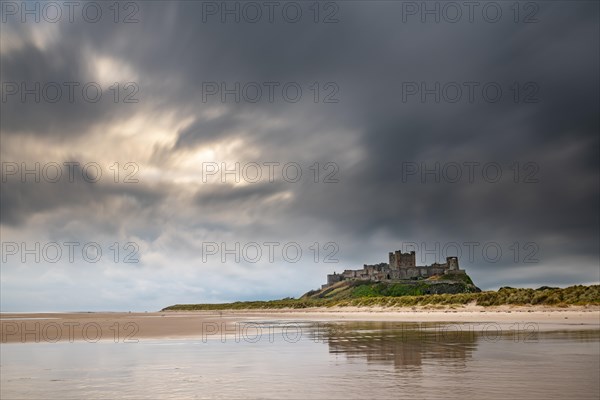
[315,321,482,369]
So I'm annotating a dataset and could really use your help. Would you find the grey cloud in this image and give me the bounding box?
[0,162,166,228]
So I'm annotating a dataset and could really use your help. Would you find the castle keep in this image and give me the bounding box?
[324,249,465,289]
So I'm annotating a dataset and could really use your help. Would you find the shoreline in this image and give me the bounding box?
[1,305,599,343]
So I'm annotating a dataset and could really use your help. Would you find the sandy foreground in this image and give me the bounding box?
[1,305,599,343]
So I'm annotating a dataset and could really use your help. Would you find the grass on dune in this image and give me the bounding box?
[162,284,600,311]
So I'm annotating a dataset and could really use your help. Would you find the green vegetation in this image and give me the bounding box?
[162,284,600,311]
[427,273,474,285]
[304,274,481,300]
[351,283,425,297]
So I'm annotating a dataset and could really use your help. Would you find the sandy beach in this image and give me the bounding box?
[2,305,598,343]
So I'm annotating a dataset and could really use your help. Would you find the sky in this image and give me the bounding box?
[1,1,598,311]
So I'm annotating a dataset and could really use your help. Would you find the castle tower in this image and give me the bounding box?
[446,256,459,270]
[389,252,395,268]
[390,250,416,269]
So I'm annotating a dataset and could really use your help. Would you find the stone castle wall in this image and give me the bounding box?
[325,251,464,288]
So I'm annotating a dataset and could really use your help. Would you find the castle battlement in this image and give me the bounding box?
[324,248,464,289]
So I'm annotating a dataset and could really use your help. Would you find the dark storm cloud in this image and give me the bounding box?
[0,160,167,227]
[0,34,143,137]
[270,3,600,274]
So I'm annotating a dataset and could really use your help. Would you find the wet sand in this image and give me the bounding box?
[2,305,599,343]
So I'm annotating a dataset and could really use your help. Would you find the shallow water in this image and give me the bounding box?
[1,321,598,399]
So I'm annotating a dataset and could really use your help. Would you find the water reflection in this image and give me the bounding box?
[313,321,599,370]
[315,322,477,369]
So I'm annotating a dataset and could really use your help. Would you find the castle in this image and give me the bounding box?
[323,249,465,289]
